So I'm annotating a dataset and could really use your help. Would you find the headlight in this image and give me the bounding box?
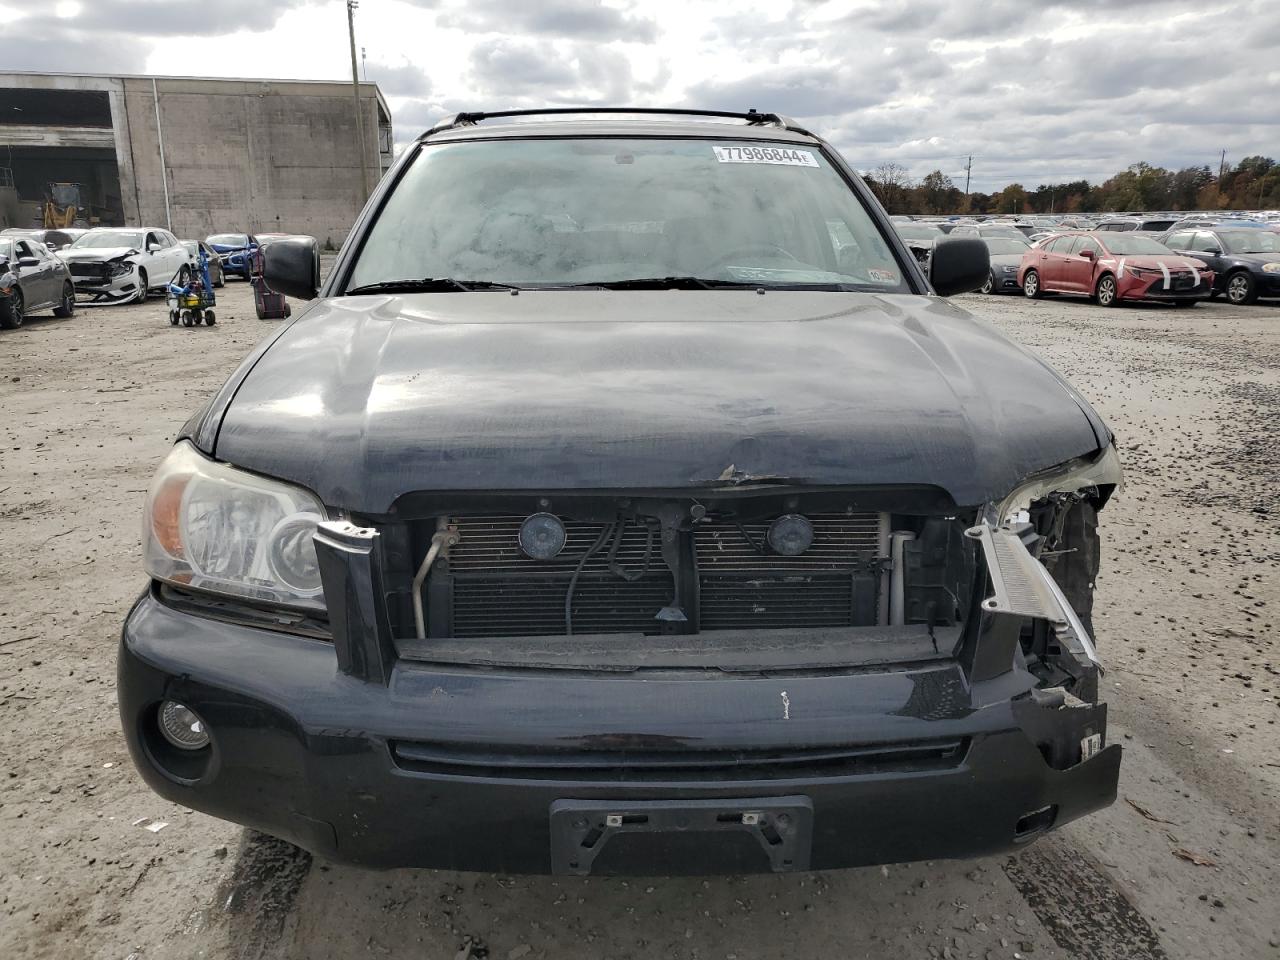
[1262,262,1280,274]
[144,441,327,610]
[1002,264,1017,273]
[108,261,133,278]
[997,444,1123,523]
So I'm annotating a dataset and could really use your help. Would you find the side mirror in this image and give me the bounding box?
[147,243,162,252]
[928,237,989,297]
[262,235,320,300]
[1203,247,1221,256]
[1078,248,1094,260]
[17,257,39,268]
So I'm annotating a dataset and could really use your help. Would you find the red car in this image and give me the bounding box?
[1019,232,1214,307]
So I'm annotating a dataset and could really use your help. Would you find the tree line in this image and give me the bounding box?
[863,156,1280,216]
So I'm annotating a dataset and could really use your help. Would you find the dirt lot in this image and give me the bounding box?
[1,279,1277,960]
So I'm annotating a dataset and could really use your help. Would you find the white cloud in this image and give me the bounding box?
[4,0,1274,189]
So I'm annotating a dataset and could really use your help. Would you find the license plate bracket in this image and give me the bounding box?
[549,796,813,876]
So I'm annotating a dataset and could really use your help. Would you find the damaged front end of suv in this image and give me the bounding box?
[118,109,1123,876]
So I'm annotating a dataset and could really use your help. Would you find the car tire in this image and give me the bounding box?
[52,281,75,318]
[1022,269,1042,299]
[214,267,225,289]
[1225,270,1258,305]
[133,269,149,303]
[0,288,23,329]
[1095,274,1118,307]
[981,272,995,295]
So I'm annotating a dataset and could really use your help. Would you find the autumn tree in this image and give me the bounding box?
[865,162,914,213]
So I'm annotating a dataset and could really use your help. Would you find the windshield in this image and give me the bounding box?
[1100,235,1172,255]
[983,238,1031,255]
[1221,231,1280,254]
[979,227,1027,240]
[207,233,249,246]
[348,137,910,292]
[895,223,943,242]
[73,230,144,249]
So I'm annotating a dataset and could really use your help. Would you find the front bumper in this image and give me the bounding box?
[1257,271,1280,297]
[992,270,1020,293]
[68,263,141,300]
[119,588,1120,874]
[218,252,251,277]
[1120,273,1212,302]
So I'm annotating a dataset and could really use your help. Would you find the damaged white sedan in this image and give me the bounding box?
[60,227,190,303]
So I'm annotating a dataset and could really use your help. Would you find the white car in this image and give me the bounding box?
[59,227,191,303]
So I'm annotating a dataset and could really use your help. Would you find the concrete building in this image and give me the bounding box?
[0,72,392,246]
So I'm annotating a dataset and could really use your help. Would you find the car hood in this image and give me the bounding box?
[60,246,138,262]
[1222,251,1280,265]
[209,243,250,253]
[212,291,1107,512]
[1100,254,1205,271]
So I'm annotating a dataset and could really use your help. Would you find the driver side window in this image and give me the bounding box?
[1164,233,1191,250]
[145,232,160,250]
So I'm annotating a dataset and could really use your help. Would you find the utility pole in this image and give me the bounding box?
[1219,149,1227,181]
[964,155,972,195]
[347,0,371,201]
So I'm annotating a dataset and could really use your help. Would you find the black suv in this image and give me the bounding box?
[120,108,1122,875]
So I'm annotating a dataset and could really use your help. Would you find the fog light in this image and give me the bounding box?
[519,512,567,560]
[158,700,210,750]
[767,514,814,556]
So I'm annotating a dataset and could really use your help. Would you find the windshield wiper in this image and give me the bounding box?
[571,276,756,290]
[344,278,522,295]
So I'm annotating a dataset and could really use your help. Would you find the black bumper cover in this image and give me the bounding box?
[119,592,1120,874]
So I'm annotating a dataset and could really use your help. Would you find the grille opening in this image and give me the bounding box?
[389,503,974,648]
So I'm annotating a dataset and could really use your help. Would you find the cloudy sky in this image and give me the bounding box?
[6,0,1278,191]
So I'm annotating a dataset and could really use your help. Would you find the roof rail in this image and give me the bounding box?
[420,107,812,140]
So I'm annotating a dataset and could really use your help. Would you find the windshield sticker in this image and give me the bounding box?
[713,146,819,167]
[868,268,898,284]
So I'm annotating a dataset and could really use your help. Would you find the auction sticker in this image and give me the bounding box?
[713,145,819,167]
[868,268,898,284]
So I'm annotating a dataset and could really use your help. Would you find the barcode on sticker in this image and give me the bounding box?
[713,146,819,167]
[1081,733,1102,760]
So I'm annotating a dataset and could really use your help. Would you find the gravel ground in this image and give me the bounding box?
[1,280,1277,960]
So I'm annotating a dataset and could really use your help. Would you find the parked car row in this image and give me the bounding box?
[0,225,278,329]
[933,206,1280,307]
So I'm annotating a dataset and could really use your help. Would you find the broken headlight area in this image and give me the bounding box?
[107,260,134,278]
[976,443,1123,704]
